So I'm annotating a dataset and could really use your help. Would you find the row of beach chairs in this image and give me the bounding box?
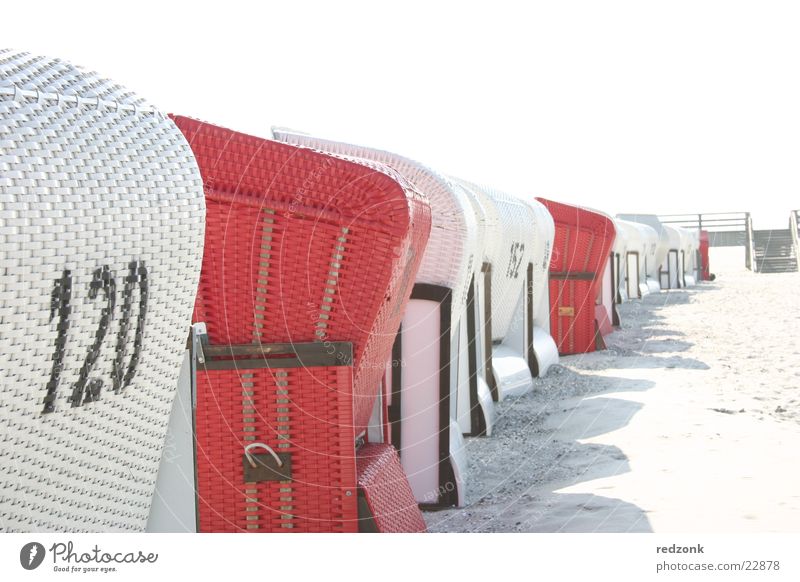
[0,50,709,532]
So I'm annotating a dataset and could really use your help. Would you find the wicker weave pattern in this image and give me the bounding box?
[537,198,616,355]
[454,179,502,267]
[680,227,699,283]
[616,214,670,280]
[195,366,358,532]
[272,130,477,316]
[465,184,536,341]
[0,49,146,105]
[174,118,430,435]
[0,51,205,532]
[615,219,647,295]
[526,198,555,324]
[356,443,426,533]
[624,220,659,286]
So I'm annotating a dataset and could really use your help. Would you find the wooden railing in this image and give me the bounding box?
[659,212,754,270]
[791,210,800,271]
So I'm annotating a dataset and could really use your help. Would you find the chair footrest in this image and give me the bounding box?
[357,443,426,533]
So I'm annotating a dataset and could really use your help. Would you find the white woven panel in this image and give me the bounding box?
[678,226,699,278]
[526,198,555,324]
[0,51,205,532]
[638,223,659,282]
[617,214,670,279]
[612,218,629,257]
[453,178,502,268]
[272,129,477,316]
[616,219,646,259]
[616,219,646,291]
[460,183,535,341]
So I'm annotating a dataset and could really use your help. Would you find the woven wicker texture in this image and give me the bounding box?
[526,198,556,324]
[617,214,670,280]
[537,198,616,355]
[463,183,536,341]
[174,117,430,436]
[680,227,699,283]
[700,230,710,280]
[615,219,647,295]
[612,218,629,257]
[629,221,659,285]
[272,130,477,316]
[195,366,358,532]
[356,443,426,533]
[0,51,205,532]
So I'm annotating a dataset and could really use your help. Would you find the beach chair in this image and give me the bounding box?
[659,225,683,290]
[451,181,499,436]
[615,220,638,301]
[537,198,616,355]
[617,214,670,293]
[604,219,629,326]
[461,185,533,399]
[680,227,699,286]
[170,118,429,531]
[271,129,476,509]
[615,219,655,299]
[526,197,561,377]
[700,230,711,281]
[0,50,206,531]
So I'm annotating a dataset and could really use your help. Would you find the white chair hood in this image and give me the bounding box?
[0,50,205,532]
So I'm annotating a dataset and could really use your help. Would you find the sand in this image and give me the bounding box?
[426,269,800,532]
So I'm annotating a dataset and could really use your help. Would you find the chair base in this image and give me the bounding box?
[357,444,427,532]
[476,376,496,436]
[491,345,534,399]
[646,278,662,293]
[531,326,559,377]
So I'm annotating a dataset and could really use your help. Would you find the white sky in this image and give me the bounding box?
[6,1,800,228]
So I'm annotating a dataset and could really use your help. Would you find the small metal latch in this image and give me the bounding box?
[558,306,575,317]
[243,443,292,482]
[192,322,209,365]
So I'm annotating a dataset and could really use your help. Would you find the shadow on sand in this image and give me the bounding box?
[424,286,715,533]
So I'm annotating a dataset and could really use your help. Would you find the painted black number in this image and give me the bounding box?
[41,259,149,413]
[42,270,72,414]
[507,242,525,279]
[70,266,116,407]
[113,260,148,392]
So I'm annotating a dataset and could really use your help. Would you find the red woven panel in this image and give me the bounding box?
[356,444,426,533]
[595,303,613,337]
[195,365,358,532]
[700,230,710,280]
[172,116,430,435]
[538,198,616,354]
[548,279,598,354]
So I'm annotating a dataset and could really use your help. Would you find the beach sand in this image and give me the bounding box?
[426,268,800,532]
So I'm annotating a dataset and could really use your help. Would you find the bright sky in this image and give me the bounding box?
[6,1,799,228]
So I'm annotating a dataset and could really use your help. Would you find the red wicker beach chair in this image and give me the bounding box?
[173,117,430,532]
[537,198,616,355]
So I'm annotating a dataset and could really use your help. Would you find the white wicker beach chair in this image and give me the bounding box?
[455,182,558,397]
[679,227,700,286]
[272,129,477,508]
[613,220,634,302]
[617,214,670,292]
[526,198,560,377]
[452,181,499,436]
[615,219,651,299]
[659,225,684,289]
[0,50,205,532]
[603,219,629,327]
